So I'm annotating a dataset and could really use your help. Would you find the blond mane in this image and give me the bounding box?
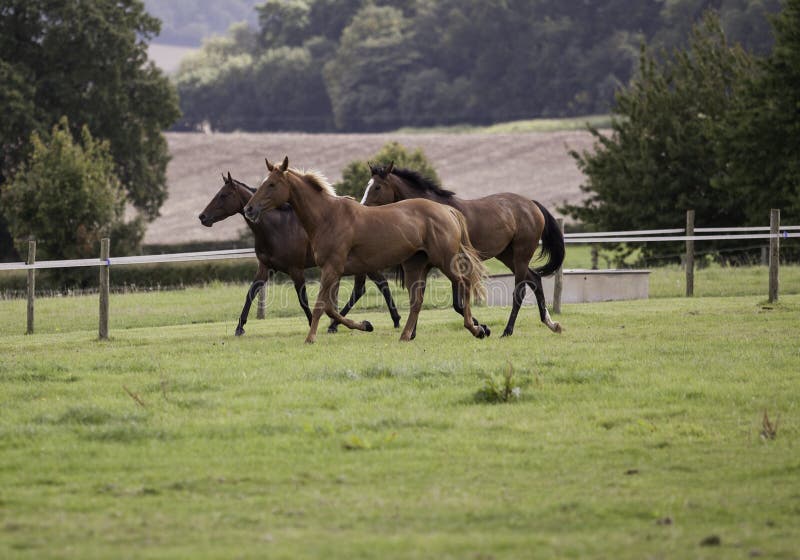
[289,168,337,197]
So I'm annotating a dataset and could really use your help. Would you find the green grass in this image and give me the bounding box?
[1,271,799,558]
[395,114,612,134]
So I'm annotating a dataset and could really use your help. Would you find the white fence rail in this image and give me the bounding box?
[1,210,795,337]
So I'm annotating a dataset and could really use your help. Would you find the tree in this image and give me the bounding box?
[0,0,180,260]
[1,118,143,282]
[563,13,756,263]
[717,0,800,224]
[323,5,420,130]
[335,141,439,200]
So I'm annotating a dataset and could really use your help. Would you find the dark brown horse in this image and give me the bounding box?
[198,172,401,335]
[361,163,565,337]
[243,157,487,344]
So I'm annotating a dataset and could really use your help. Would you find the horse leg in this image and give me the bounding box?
[290,269,312,326]
[456,279,485,339]
[327,273,366,333]
[399,259,428,341]
[501,268,528,337]
[317,268,374,336]
[235,265,270,336]
[527,268,562,333]
[451,282,490,337]
[368,271,402,328]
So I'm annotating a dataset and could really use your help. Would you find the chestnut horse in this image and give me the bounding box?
[243,157,487,344]
[198,172,401,335]
[361,163,565,337]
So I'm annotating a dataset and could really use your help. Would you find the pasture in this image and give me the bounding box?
[1,268,799,558]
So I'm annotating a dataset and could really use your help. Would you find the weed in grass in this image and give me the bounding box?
[475,363,522,403]
[761,410,779,440]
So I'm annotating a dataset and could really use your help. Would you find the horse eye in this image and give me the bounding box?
[375,185,381,191]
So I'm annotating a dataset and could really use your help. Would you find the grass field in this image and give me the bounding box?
[1,267,799,558]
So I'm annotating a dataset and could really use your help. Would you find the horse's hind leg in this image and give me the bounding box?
[236,265,271,336]
[327,273,367,333]
[527,269,562,333]
[451,282,490,337]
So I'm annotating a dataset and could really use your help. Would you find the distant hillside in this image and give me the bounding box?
[143,0,260,46]
[145,130,600,245]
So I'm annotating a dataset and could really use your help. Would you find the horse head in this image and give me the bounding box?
[361,160,398,206]
[244,156,290,222]
[199,171,252,226]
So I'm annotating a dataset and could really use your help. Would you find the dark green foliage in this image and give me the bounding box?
[175,0,781,133]
[716,0,800,224]
[334,141,439,200]
[1,118,144,286]
[0,0,180,260]
[563,13,758,263]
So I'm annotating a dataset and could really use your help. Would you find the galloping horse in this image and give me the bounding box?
[198,172,401,335]
[361,163,565,337]
[243,157,487,344]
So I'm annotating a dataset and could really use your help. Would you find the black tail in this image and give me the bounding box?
[532,200,565,277]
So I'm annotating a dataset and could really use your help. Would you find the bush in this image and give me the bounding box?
[334,141,439,200]
[1,118,143,286]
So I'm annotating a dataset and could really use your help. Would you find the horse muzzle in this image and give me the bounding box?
[198,213,215,227]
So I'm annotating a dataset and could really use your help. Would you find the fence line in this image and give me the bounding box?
[0,231,797,273]
[2,211,796,336]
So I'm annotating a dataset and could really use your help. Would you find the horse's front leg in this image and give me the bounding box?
[235,264,270,336]
[327,273,367,333]
[368,271,402,328]
[289,268,312,325]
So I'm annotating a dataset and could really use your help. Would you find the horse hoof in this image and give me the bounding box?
[235,328,245,337]
[327,325,339,334]
[553,323,563,334]
[393,320,401,329]
[362,320,374,332]
[476,326,486,339]
[481,324,491,337]
[501,329,512,338]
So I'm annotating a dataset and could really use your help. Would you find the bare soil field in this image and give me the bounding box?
[147,130,600,245]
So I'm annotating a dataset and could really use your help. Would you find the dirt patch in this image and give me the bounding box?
[145,130,601,245]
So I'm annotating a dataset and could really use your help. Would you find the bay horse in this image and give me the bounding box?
[243,157,488,344]
[198,172,401,336]
[361,163,565,337]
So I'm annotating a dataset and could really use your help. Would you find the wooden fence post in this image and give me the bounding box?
[553,218,564,314]
[99,238,110,340]
[26,239,36,335]
[685,210,695,297]
[769,209,780,303]
[257,283,266,320]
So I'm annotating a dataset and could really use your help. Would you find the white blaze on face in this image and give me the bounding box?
[360,178,374,205]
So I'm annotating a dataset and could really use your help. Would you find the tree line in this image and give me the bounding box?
[174,0,780,133]
[563,2,800,264]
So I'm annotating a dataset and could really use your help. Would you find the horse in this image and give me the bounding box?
[243,156,488,344]
[360,162,565,337]
[198,172,401,336]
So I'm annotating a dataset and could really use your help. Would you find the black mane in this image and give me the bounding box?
[229,176,292,212]
[374,165,455,198]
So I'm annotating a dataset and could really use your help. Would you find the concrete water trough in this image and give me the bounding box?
[485,269,651,306]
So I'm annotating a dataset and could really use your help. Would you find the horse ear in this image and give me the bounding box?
[280,156,289,172]
[227,171,232,182]
[386,160,394,175]
[221,173,226,183]
[265,157,274,172]
[367,161,375,175]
